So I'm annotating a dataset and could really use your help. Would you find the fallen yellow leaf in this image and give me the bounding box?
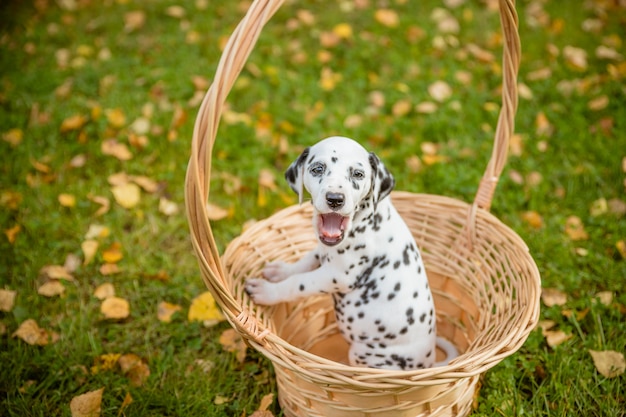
[111,183,141,209]
[333,23,352,39]
[102,242,123,263]
[93,283,115,300]
[589,350,625,378]
[70,388,104,417]
[0,289,17,312]
[188,291,225,326]
[521,211,544,229]
[60,114,88,133]
[105,108,126,129]
[92,353,122,374]
[58,193,76,208]
[82,239,99,265]
[374,9,399,27]
[101,296,130,320]
[543,329,572,347]
[2,128,23,146]
[157,301,183,323]
[85,224,110,240]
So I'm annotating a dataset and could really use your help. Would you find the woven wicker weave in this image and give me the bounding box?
[185,0,541,415]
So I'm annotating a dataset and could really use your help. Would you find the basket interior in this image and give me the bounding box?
[223,191,538,370]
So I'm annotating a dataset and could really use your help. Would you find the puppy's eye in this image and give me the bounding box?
[351,169,365,180]
[309,163,325,176]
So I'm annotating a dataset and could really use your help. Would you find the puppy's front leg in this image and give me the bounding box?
[246,265,339,305]
[262,249,321,282]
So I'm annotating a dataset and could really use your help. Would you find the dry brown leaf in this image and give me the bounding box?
[4,224,21,244]
[70,388,104,417]
[85,224,110,240]
[219,328,247,363]
[541,288,567,307]
[130,175,159,193]
[157,301,183,323]
[0,289,16,312]
[99,263,121,275]
[38,280,65,297]
[535,112,553,137]
[589,350,625,378]
[119,392,133,415]
[165,5,186,18]
[258,393,275,411]
[111,183,141,209]
[13,319,59,346]
[124,10,146,32]
[206,202,229,221]
[595,291,613,306]
[543,329,572,347]
[428,80,452,102]
[565,215,589,241]
[94,283,115,300]
[563,45,588,71]
[249,411,274,417]
[101,296,130,320]
[188,291,225,326]
[415,101,438,114]
[588,95,609,111]
[118,353,150,387]
[102,139,132,161]
[158,198,179,216]
[40,265,74,281]
[258,169,277,190]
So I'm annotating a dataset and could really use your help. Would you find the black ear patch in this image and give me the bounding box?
[369,152,395,203]
[285,147,310,194]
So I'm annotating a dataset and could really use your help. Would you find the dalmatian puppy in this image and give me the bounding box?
[245,136,457,370]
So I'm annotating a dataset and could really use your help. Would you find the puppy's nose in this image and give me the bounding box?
[326,192,345,210]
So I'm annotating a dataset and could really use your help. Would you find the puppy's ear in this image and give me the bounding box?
[285,147,310,205]
[368,152,395,206]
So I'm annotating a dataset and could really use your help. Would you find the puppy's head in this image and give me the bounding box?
[285,136,394,246]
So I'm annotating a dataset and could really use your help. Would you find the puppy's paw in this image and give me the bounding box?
[262,261,290,282]
[245,278,280,305]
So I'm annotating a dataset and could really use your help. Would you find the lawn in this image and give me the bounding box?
[1,0,625,416]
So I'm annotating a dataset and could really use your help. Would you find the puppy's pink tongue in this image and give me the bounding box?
[319,213,347,239]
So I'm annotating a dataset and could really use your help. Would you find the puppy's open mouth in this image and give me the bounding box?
[317,213,349,246]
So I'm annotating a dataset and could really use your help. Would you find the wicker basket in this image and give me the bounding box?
[185,0,541,415]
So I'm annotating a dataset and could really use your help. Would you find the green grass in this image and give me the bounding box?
[1,0,625,416]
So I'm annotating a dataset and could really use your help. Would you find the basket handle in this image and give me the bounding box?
[185,0,519,334]
[473,0,520,211]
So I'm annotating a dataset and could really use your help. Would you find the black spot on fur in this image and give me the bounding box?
[420,313,427,323]
[393,261,401,269]
[299,284,305,291]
